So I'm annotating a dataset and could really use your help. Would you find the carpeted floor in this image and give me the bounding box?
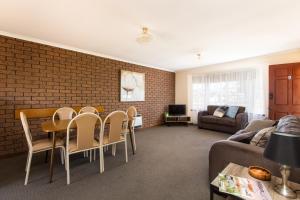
[0,125,228,200]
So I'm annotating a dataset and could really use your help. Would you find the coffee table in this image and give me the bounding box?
[210,163,300,200]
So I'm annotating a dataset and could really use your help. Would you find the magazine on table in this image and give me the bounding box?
[218,174,272,200]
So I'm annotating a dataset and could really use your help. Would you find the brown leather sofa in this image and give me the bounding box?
[198,105,248,134]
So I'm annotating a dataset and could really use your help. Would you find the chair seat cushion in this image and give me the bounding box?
[32,138,64,152]
[68,139,99,153]
[199,115,236,126]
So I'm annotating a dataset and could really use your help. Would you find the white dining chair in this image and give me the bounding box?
[52,107,77,122]
[99,111,128,173]
[65,113,103,184]
[126,106,137,152]
[79,106,99,115]
[20,112,65,185]
[79,106,100,158]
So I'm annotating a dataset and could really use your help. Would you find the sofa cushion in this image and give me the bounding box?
[225,106,240,118]
[250,126,276,148]
[213,106,228,118]
[199,115,236,126]
[227,129,257,143]
[237,106,246,114]
[244,119,276,132]
[207,105,219,115]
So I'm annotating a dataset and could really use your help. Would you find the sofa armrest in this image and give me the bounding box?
[235,112,248,129]
[209,140,300,183]
[198,111,208,127]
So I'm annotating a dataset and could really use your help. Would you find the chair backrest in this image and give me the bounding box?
[103,111,128,144]
[20,112,32,150]
[79,106,99,115]
[53,107,77,122]
[66,113,102,152]
[126,106,137,128]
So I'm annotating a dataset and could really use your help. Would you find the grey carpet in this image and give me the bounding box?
[0,125,228,200]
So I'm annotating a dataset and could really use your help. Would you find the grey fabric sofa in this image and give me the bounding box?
[198,105,248,134]
[209,140,300,183]
[209,115,300,184]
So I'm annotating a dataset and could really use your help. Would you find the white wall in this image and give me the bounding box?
[175,49,300,117]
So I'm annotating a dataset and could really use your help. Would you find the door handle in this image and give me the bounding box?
[269,93,273,100]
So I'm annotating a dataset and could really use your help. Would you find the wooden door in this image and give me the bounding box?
[269,63,300,120]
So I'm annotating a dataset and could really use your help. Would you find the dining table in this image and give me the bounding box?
[41,117,135,183]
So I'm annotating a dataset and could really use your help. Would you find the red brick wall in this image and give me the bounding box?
[0,35,175,157]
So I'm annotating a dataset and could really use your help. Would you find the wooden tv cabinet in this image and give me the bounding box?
[165,115,191,126]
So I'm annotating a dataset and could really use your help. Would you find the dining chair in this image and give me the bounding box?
[126,106,137,153]
[100,111,128,173]
[20,112,65,185]
[52,107,77,122]
[79,106,99,115]
[65,113,103,184]
[79,106,99,158]
[50,107,77,159]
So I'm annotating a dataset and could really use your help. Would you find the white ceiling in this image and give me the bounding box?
[0,0,300,71]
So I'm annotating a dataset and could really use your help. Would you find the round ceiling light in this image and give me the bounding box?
[136,27,153,44]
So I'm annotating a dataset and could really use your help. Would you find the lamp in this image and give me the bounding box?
[263,132,300,198]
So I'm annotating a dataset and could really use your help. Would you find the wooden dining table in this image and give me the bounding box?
[41,117,135,183]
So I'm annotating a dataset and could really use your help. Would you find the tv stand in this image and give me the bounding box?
[165,114,191,126]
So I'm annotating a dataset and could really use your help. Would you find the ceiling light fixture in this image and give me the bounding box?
[136,27,153,44]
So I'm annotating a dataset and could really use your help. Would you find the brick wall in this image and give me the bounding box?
[0,35,175,157]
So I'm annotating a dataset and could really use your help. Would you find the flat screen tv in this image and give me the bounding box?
[168,104,186,116]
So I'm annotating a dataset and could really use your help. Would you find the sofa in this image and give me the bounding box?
[209,116,300,184]
[198,105,248,134]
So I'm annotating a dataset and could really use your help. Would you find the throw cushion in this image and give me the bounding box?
[227,129,257,144]
[225,106,240,118]
[250,127,276,148]
[244,119,276,132]
[276,115,300,135]
[213,106,228,118]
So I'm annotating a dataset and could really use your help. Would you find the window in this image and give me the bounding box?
[191,69,265,115]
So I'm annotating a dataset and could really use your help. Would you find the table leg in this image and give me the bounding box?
[45,133,51,163]
[49,131,56,183]
[129,128,135,155]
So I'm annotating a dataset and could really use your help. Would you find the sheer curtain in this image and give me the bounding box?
[191,69,265,123]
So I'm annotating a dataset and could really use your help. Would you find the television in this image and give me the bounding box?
[168,104,186,116]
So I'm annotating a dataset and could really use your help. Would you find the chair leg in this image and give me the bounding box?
[99,147,104,173]
[124,139,128,163]
[45,151,48,163]
[89,150,92,163]
[60,148,64,165]
[112,144,116,156]
[93,149,96,161]
[132,129,137,151]
[66,153,70,185]
[25,151,30,172]
[24,152,32,185]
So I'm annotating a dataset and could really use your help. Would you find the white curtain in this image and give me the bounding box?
[191,69,265,123]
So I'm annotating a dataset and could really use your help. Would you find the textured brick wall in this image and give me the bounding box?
[0,35,175,157]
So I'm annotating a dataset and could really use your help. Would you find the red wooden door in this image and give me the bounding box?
[269,63,300,120]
